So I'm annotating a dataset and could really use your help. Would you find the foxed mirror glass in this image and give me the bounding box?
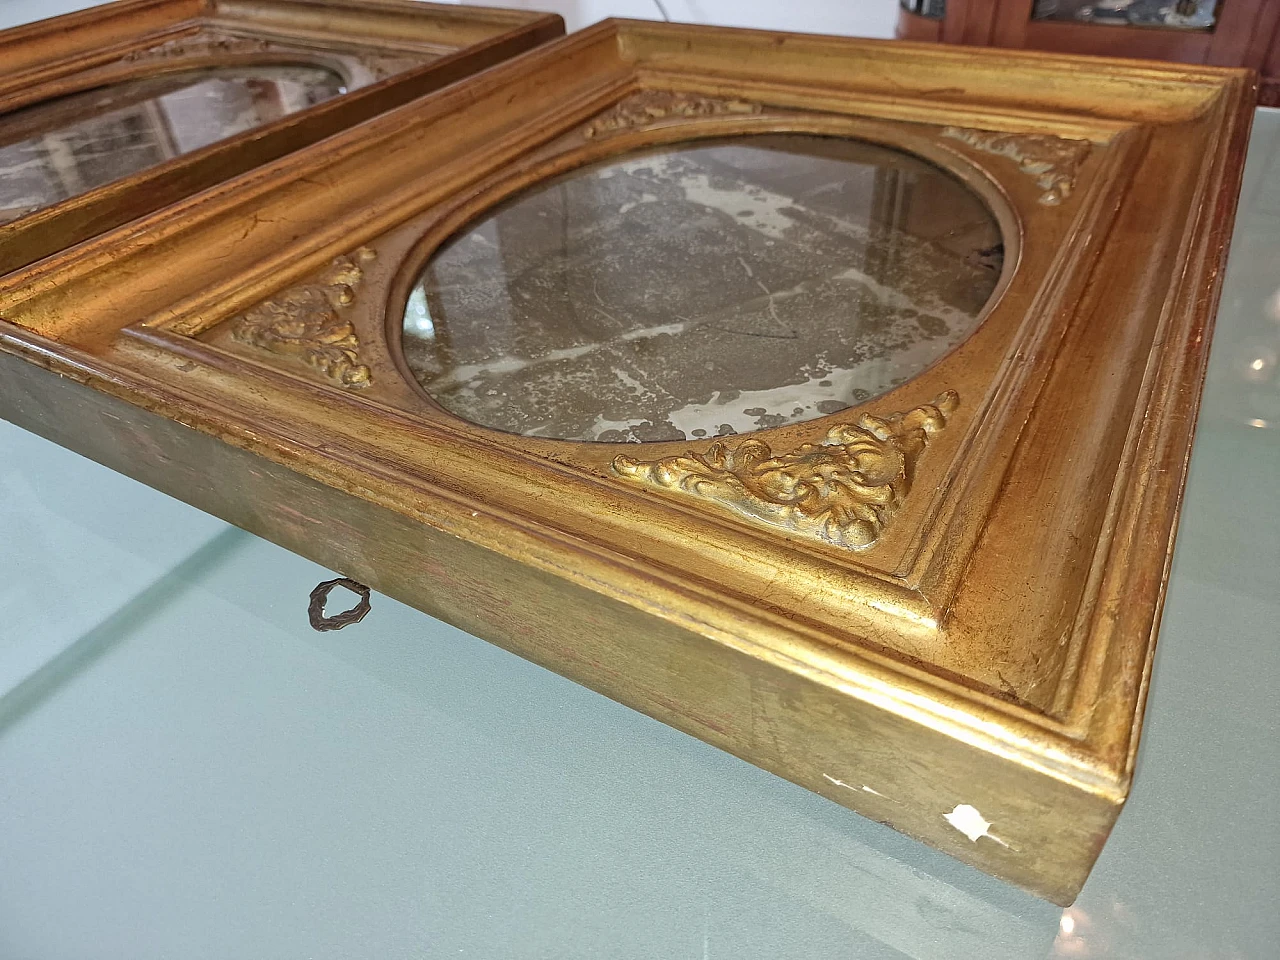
[0,66,346,224]
[402,134,1004,442]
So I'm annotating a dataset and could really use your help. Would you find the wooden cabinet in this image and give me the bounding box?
[899,0,1280,104]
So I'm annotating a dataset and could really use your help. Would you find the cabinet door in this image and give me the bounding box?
[986,0,1277,68]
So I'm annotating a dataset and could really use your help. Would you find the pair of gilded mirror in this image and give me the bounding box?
[0,3,1254,905]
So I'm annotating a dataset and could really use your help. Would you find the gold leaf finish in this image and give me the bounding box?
[942,127,1091,205]
[612,393,958,549]
[230,247,376,388]
[584,90,762,138]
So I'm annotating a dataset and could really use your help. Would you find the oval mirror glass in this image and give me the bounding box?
[403,134,1004,442]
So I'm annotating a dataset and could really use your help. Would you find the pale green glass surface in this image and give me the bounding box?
[0,102,1276,960]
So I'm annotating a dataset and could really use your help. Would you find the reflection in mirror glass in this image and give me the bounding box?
[0,65,346,224]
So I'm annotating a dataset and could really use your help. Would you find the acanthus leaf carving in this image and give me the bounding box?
[123,30,413,82]
[611,392,958,550]
[584,90,762,139]
[124,30,275,64]
[942,127,1091,205]
[229,246,376,388]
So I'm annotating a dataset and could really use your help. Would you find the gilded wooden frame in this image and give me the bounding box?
[0,20,1255,903]
[0,0,563,274]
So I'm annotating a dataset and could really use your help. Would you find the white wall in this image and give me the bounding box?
[0,0,106,29]
[482,0,900,36]
[0,0,901,38]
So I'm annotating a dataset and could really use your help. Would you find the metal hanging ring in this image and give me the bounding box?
[308,577,372,631]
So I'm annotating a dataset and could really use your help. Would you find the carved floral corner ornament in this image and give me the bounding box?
[229,247,376,388]
[942,127,1091,205]
[611,392,958,550]
[584,90,762,138]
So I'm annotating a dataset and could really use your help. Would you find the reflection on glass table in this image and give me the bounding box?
[0,107,1275,960]
[405,134,1002,442]
[0,65,346,224]
[1210,115,1280,435]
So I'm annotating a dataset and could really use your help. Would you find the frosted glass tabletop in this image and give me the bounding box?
[0,111,1276,960]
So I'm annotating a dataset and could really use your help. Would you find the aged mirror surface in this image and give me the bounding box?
[402,134,1004,442]
[0,65,346,224]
